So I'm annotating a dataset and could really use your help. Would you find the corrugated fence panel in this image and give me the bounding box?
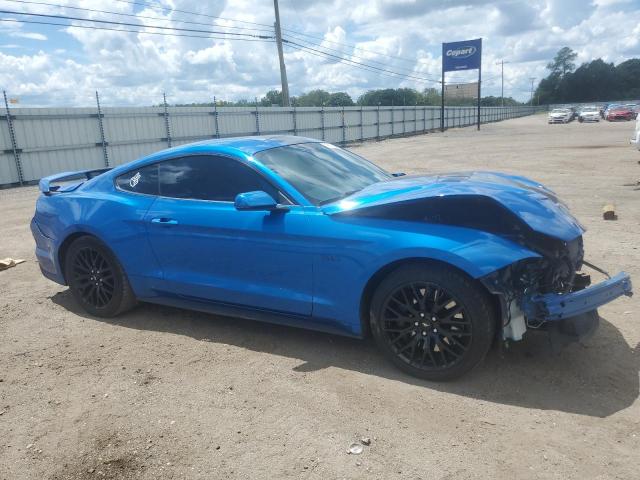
[11,108,103,181]
[362,108,378,139]
[378,109,393,137]
[217,108,256,136]
[344,109,362,142]
[260,108,294,135]
[0,110,20,184]
[0,105,541,186]
[169,107,216,142]
[108,141,167,167]
[103,107,166,144]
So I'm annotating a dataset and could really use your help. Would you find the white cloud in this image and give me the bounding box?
[0,0,638,106]
[11,31,47,40]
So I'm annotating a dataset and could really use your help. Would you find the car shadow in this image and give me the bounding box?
[51,290,639,418]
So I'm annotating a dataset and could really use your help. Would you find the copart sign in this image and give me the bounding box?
[442,38,482,72]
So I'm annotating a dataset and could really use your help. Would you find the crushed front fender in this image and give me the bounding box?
[521,272,633,321]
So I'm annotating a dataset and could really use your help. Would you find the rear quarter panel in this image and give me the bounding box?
[33,181,160,296]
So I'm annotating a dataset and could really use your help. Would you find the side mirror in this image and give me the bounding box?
[234,191,283,212]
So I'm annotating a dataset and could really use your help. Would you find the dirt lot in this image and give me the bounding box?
[1,114,639,479]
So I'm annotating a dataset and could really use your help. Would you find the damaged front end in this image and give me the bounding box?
[326,171,633,347]
[480,235,633,348]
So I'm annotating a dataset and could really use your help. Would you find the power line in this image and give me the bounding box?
[284,39,440,84]
[0,17,275,42]
[110,0,274,29]
[282,29,419,65]
[0,9,274,38]
[1,0,275,34]
[282,34,441,81]
[6,0,438,80]
[284,41,440,85]
[111,0,423,67]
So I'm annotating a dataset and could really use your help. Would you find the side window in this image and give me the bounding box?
[115,164,158,195]
[157,155,283,202]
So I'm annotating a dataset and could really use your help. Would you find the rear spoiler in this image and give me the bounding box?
[39,168,111,195]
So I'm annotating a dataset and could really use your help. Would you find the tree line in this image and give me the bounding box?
[176,88,522,108]
[535,47,640,104]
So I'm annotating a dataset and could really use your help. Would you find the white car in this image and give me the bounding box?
[631,115,640,151]
[578,106,600,123]
[548,108,572,124]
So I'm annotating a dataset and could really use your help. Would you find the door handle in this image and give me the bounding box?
[150,217,178,225]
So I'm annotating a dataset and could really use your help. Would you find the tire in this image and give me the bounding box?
[369,264,495,381]
[64,235,137,317]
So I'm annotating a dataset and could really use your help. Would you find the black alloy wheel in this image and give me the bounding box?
[71,246,116,309]
[380,282,472,369]
[65,236,136,317]
[370,264,495,381]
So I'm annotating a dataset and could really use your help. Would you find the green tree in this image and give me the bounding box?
[326,92,355,106]
[260,90,283,106]
[547,47,578,77]
[562,59,618,102]
[357,88,422,106]
[295,89,332,106]
[420,88,442,106]
[615,59,640,99]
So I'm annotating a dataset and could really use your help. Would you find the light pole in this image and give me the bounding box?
[529,77,536,106]
[495,60,510,107]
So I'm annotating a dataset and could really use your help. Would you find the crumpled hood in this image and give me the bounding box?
[323,171,585,242]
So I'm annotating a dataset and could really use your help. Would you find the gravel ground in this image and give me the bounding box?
[1,114,638,480]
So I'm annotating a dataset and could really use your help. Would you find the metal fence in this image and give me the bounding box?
[0,103,541,187]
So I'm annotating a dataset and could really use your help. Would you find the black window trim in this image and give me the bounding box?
[113,152,296,205]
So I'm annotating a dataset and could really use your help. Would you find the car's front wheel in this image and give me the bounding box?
[64,235,136,317]
[370,264,495,381]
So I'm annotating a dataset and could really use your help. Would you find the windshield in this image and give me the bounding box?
[551,109,567,113]
[254,142,391,205]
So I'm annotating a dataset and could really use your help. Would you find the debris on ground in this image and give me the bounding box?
[602,204,617,220]
[348,443,364,455]
[360,437,371,446]
[0,258,25,271]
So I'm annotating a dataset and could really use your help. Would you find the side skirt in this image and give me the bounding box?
[138,292,363,339]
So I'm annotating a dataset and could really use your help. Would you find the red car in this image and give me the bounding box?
[606,107,635,121]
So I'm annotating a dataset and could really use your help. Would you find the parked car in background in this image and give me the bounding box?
[30,136,632,380]
[602,103,621,119]
[578,106,600,122]
[625,104,639,119]
[606,106,635,121]
[548,108,573,124]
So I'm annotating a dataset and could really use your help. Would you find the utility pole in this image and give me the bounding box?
[529,77,536,106]
[273,0,290,107]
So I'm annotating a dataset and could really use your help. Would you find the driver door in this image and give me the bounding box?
[142,154,313,316]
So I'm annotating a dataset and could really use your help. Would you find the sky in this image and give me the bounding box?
[0,0,639,107]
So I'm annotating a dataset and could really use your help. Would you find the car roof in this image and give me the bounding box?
[107,135,327,180]
[168,135,322,157]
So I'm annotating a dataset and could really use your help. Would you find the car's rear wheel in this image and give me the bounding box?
[64,236,136,317]
[370,264,495,381]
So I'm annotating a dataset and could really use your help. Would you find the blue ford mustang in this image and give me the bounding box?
[31,136,632,380]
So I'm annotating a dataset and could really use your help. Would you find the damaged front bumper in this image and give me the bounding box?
[520,272,633,346]
[521,272,633,321]
[483,266,633,346]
